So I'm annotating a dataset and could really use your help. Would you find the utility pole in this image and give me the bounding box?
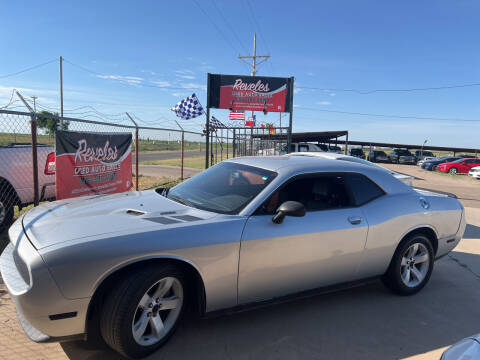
[238,33,270,77]
[31,96,37,112]
[238,33,270,154]
[59,56,63,120]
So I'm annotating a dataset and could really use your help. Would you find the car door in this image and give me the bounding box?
[237,173,370,304]
[464,159,480,172]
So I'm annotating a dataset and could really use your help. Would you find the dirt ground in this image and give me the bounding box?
[382,163,480,208]
[1,164,480,360]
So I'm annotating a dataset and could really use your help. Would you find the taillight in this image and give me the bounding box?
[45,152,56,175]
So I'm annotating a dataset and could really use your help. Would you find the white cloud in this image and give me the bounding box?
[96,74,144,85]
[294,88,301,94]
[316,101,331,105]
[180,82,207,91]
[151,80,171,87]
[175,69,195,75]
[307,72,314,76]
[329,93,336,97]
[293,104,302,108]
[177,75,196,80]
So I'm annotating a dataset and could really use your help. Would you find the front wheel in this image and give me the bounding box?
[449,167,458,175]
[382,234,434,295]
[100,265,186,359]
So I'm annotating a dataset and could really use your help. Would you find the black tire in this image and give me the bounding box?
[382,234,434,296]
[100,265,187,359]
[0,190,15,233]
[449,167,458,175]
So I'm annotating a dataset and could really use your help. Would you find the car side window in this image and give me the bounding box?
[298,144,309,152]
[258,174,354,215]
[343,173,385,206]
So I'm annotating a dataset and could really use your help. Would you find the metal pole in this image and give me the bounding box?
[210,129,213,166]
[205,109,210,169]
[232,129,236,157]
[287,77,294,153]
[135,128,139,190]
[181,131,184,180]
[226,129,229,159]
[60,56,63,121]
[126,113,139,191]
[31,114,39,206]
[345,132,349,155]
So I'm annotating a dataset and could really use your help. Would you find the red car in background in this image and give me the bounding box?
[436,158,480,175]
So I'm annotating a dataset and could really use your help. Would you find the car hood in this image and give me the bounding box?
[22,190,218,249]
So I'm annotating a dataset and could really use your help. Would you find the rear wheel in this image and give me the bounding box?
[382,234,434,295]
[449,167,458,175]
[100,265,186,359]
[0,191,15,233]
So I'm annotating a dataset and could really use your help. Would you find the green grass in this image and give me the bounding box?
[142,156,207,169]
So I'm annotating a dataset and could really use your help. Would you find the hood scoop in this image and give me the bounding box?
[126,209,146,216]
[144,214,203,225]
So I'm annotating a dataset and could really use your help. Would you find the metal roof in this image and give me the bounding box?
[253,130,348,142]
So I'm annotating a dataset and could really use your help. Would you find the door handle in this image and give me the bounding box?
[348,216,362,225]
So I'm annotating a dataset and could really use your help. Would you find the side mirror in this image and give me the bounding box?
[272,201,306,224]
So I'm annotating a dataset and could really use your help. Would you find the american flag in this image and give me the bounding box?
[229,111,245,121]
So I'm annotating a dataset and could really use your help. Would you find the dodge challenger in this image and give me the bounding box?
[0,155,466,359]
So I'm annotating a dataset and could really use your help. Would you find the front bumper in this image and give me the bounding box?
[0,217,90,342]
[468,171,480,178]
[398,157,416,164]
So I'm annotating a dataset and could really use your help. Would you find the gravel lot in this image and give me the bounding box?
[1,163,479,360]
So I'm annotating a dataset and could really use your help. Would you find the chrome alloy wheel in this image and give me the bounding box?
[131,277,183,346]
[400,243,430,288]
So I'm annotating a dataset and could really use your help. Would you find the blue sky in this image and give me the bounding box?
[1,0,480,147]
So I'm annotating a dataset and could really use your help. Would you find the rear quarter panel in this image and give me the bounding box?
[355,192,463,279]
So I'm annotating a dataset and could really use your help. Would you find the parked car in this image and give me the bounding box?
[417,157,436,166]
[388,149,416,164]
[0,143,55,231]
[414,150,435,162]
[260,142,326,156]
[441,333,480,359]
[291,152,414,186]
[367,150,389,163]
[436,158,480,175]
[421,156,461,171]
[468,166,480,179]
[348,148,366,159]
[1,155,465,359]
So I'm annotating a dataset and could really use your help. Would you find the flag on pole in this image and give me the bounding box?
[229,111,245,121]
[210,116,226,131]
[171,93,205,120]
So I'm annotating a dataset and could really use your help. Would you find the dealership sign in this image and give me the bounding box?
[55,130,132,200]
[207,74,294,113]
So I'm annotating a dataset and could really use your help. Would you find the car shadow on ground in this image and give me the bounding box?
[463,224,480,239]
[60,255,480,360]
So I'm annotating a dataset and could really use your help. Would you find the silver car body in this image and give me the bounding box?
[0,155,465,342]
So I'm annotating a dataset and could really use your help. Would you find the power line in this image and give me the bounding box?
[0,59,57,79]
[296,82,480,94]
[211,0,248,53]
[298,106,480,122]
[0,89,17,109]
[63,58,207,91]
[191,0,243,55]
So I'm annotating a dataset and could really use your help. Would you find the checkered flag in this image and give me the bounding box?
[210,116,226,131]
[171,93,205,120]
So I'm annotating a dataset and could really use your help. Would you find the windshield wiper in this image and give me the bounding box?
[168,194,195,208]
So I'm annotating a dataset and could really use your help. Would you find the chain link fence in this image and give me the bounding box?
[0,109,204,233]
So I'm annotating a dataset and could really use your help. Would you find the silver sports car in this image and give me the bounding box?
[0,155,466,359]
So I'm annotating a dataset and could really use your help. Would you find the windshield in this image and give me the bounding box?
[396,150,412,156]
[166,162,277,214]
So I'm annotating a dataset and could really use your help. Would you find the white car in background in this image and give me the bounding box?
[468,166,480,179]
[291,152,414,186]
